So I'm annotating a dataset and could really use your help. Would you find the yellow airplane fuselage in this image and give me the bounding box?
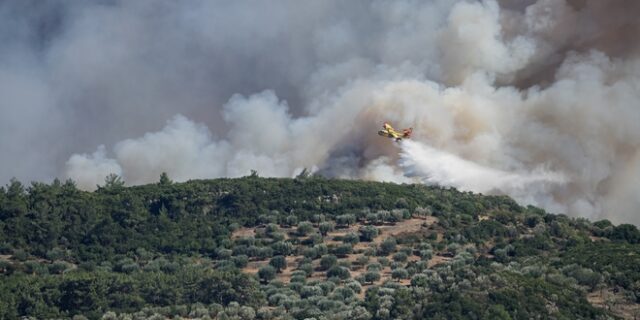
[378,122,411,141]
[378,130,403,141]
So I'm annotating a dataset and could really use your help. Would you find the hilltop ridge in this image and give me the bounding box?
[1,176,639,319]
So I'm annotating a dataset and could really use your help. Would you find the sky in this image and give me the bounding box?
[2,0,640,224]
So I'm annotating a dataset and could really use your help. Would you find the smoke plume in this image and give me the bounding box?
[2,0,640,224]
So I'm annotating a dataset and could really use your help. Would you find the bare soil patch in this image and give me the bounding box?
[231,227,255,239]
[428,255,452,268]
[587,289,640,319]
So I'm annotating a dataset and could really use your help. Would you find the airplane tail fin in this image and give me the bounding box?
[403,128,413,138]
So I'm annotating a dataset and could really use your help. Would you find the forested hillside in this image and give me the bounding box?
[1,175,639,319]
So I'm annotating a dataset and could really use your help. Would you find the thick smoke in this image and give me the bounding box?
[2,0,640,224]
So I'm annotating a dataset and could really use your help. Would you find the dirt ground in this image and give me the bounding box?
[231,227,255,239]
[238,215,447,293]
[587,289,640,319]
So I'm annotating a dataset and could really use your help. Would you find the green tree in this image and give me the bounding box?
[297,221,314,236]
[359,226,379,242]
[258,265,276,283]
[271,241,294,256]
[319,222,334,236]
[343,232,360,244]
[379,238,397,255]
[392,252,408,262]
[102,173,125,190]
[336,214,356,227]
[364,271,380,284]
[158,172,172,185]
[320,255,338,271]
[269,255,287,273]
[285,216,298,227]
[327,266,350,280]
[333,244,353,257]
[391,268,408,281]
[610,224,640,243]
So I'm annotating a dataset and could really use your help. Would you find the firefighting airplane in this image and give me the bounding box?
[378,122,413,141]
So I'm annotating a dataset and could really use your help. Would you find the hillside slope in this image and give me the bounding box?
[1,176,639,319]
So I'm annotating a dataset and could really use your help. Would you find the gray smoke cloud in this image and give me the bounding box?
[2,0,640,225]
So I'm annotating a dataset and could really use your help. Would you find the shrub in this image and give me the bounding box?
[318,281,336,295]
[265,223,280,234]
[298,263,313,276]
[269,255,287,272]
[297,221,314,236]
[366,213,380,225]
[319,222,334,236]
[366,263,382,271]
[320,255,338,271]
[392,252,408,262]
[336,214,356,227]
[333,244,353,257]
[345,280,362,294]
[379,238,397,255]
[216,248,233,259]
[338,260,351,269]
[411,273,429,287]
[331,286,355,300]
[358,226,378,241]
[327,266,350,280]
[343,232,360,245]
[387,210,404,224]
[355,255,369,267]
[0,243,12,255]
[232,255,249,268]
[364,271,380,284]
[258,265,277,283]
[314,244,328,256]
[49,261,70,274]
[13,249,28,261]
[285,216,298,227]
[256,247,274,260]
[419,249,433,260]
[304,233,324,246]
[303,247,320,259]
[311,214,325,225]
[300,285,324,298]
[391,268,409,281]
[610,224,640,243]
[271,241,295,256]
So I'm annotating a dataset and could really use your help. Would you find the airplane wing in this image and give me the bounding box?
[379,122,408,140]
[383,122,400,137]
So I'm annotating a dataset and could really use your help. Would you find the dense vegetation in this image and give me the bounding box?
[1,174,639,319]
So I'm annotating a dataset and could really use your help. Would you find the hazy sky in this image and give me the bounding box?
[2,0,640,224]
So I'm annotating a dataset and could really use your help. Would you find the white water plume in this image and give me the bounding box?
[399,140,567,211]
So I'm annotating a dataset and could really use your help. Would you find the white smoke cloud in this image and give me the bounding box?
[65,145,122,190]
[2,0,640,224]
